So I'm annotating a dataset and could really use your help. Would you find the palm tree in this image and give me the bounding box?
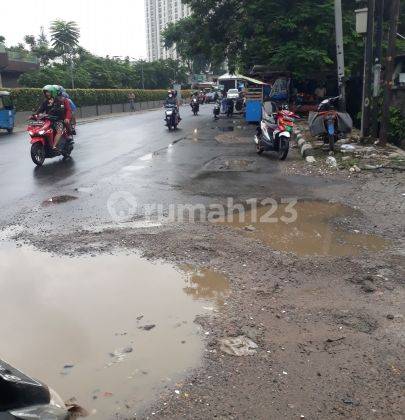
[50,20,80,62]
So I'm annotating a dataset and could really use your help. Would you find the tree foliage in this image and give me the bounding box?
[163,16,224,74]
[165,0,364,79]
[50,20,80,61]
[19,50,188,89]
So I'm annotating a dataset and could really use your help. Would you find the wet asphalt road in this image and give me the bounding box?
[0,104,330,231]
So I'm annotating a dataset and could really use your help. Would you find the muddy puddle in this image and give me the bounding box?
[221,201,389,256]
[0,242,229,418]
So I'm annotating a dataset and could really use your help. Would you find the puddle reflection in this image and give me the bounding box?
[181,266,230,307]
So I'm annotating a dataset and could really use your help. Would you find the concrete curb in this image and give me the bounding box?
[294,129,315,160]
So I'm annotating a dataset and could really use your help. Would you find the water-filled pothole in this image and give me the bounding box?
[0,242,229,418]
[220,201,389,256]
[42,195,78,206]
[217,127,234,132]
[204,157,256,172]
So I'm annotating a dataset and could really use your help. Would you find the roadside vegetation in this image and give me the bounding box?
[0,21,189,89]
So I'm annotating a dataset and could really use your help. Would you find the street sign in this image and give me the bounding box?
[355,8,368,34]
[194,74,205,83]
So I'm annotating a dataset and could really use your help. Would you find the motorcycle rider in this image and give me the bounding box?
[190,92,200,114]
[34,85,71,150]
[190,92,198,106]
[54,85,77,136]
[164,89,181,121]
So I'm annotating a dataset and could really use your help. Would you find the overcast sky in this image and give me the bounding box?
[1,0,147,59]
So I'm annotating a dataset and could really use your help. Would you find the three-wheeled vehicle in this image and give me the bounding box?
[0,91,16,134]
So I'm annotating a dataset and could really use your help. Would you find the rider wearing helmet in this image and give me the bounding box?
[35,85,72,150]
[164,89,181,121]
[54,85,77,136]
[165,90,177,106]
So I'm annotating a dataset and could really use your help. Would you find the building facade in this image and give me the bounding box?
[145,0,190,61]
[0,44,39,87]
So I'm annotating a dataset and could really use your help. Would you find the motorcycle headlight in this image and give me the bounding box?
[38,130,45,135]
[29,131,34,136]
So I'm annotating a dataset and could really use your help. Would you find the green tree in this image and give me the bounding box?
[0,35,6,44]
[50,20,80,61]
[24,35,36,48]
[167,0,363,79]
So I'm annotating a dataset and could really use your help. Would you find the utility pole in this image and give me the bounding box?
[334,0,347,111]
[380,0,401,146]
[54,37,75,89]
[70,53,75,89]
[360,0,375,138]
[141,61,145,89]
[371,0,384,138]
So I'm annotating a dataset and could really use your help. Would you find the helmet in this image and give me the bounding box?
[42,85,58,98]
[53,85,69,98]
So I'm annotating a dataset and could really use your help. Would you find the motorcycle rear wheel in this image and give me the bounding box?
[31,143,45,166]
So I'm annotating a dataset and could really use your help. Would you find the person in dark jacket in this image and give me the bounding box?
[35,85,71,150]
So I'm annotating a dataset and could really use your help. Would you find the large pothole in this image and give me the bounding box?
[0,242,229,418]
[217,201,389,256]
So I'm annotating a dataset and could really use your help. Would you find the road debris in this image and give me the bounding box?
[326,156,338,168]
[108,346,134,363]
[219,335,258,356]
[139,324,156,331]
[42,195,78,206]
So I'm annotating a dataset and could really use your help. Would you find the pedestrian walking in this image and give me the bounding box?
[128,92,135,111]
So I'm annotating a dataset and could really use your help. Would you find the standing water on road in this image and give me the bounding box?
[0,242,229,418]
[222,201,389,256]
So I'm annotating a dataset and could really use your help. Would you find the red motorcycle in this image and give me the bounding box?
[27,114,74,166]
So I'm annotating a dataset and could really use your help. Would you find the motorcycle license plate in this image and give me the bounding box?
[327,122,335,135]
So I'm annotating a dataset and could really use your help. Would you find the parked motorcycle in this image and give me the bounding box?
[164,104,179,131]
[235,98,244,113]
[0,359,68,419]
[308,96,352,152]
[213,100,221,120]
[190,98,200,116]
[27,114,74,166]
[221,98,234,118]
[317,96,340,151]
[255,103,299,160]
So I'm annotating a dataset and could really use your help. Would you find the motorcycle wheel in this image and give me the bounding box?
[256,144,264,155]
[62,144,72,160]
[328,134,335,152]
[278,137,290,160]
[256,136,264,155]
[31,143,45,166]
